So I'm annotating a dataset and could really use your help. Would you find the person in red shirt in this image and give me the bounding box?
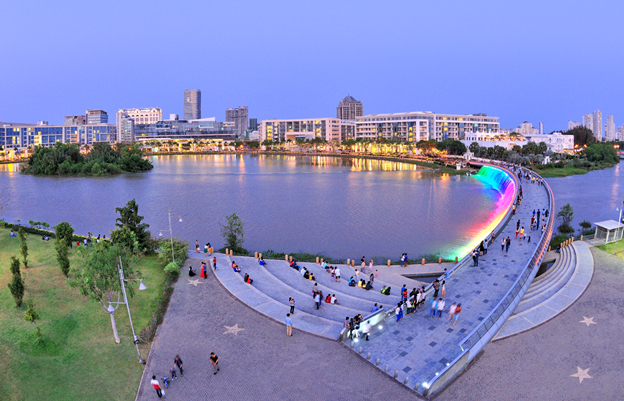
[150,375,163,398]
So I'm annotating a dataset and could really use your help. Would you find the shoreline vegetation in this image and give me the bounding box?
[20,142,153,176]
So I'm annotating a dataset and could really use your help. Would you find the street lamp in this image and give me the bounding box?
[158,203,183,263]
[117,256,147,364]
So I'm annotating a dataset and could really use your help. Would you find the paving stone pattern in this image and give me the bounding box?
[135,257,416,401]
[343,178,550,392]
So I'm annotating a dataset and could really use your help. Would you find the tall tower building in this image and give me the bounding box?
[225,106,249,137]
[337,95,363,120]
[184,89,201,120]
[568,121,581,130]
[86,109,108,124]
[582,113,593,131]
[592,109,603,141]
[539,122,544,135]
[605,115,615,142]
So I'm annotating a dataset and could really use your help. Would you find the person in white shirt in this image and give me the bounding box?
[335,268,341,282]
[448,302,457,321]
[361,320,371,341]
[437,298,446,318]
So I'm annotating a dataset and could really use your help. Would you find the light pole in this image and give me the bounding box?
[117,256,147,363]
[613,199,624,255]
[158,202,183,263]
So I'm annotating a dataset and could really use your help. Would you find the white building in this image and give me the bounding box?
[260,118,354,143]
[583,114,593,131]
[568,120,581,130]
[461,132,574,152]
[514,121,539,136]
[605,115,615,142]
[617,125,624,141]
[539,122,544,135]
[117,108,163,125]
[593,109,603,141]
[116,112,135,143]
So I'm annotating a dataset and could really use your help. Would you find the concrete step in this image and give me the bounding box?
[514,247,577,314]
[524,246,572,296]
[232,257,365,324]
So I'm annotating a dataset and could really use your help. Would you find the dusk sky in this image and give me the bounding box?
[1,1,622,131]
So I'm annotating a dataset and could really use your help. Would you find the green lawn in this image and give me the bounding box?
[0,228,166,401]
[535,166,589,178]
[597,239,624,260]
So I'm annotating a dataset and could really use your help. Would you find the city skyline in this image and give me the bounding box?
[1,1,622,131]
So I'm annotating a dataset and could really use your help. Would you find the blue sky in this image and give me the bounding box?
[1,0,622,131]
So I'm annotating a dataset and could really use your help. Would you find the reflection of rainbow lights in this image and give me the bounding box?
[454,165,517,258]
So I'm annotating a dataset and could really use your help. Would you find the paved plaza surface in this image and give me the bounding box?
[436,247,624,401]
[135,256,416,401]
[344,178,549,391]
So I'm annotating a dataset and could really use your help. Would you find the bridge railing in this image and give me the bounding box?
[422,167,555,397]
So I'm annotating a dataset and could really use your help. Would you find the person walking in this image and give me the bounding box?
[433,279,440,298]
[285,313,293,336]
[474,249,479,266]
[204,244,209,258]
[210,352,220,375]
[437,298,446,318]
[520,227,525,241]
[174,355,184,376]
[212,256,217,270]
[483,239,488,255]
[362,320,371,341]
[501,237,506,253]
[289,297,296,314]
[335,267,341,283]
[429,298,438,318]
[453,304,462,325]
[448,302,457,321]
[195,240,200,253]
[314,292,321,310]
[151,375,163,398]
[505,237,511,253]
[441,280,446,297]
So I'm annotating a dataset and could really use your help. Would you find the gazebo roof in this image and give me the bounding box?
[594,220,624,231]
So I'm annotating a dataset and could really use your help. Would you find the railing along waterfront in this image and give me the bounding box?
[421,167,555,397]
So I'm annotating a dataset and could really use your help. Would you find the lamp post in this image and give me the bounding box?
[117,256,147,363]
[613,199,624,255]
[158,203,183,263]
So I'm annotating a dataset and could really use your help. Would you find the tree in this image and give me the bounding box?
[437,139,467,155]
[7,256,25,307]
[24,300,43,344]
[512,145,522,153]
[557,203,575,234]
[68,243,138,343]
[54,221,74,246]
[18,229,28,268]
[565,126,597,146]
[583,143,618,164]
[219,213,245,253]
[114,199,151,252]
[537,142,548,154]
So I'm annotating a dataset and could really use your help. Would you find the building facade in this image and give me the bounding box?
[249,118,258,132]
[133,118,236,141]
[64,115,86,126]
[86,109,108,124]
[336,95,363,120]
[260,118,354,143]
[184,89,201,120]
[0,122,115,150]
[225,106,249,137]
[355,112,499,142]
[116,112,135,143]
[462,132,574,152]
[605,115,615,142]
[582,114,593,131]
[593,109,603,141]
[617,125,624,141]
[568,120,581,130]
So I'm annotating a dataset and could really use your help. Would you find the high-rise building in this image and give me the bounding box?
[64,115,86,126]
[337,95,363,120]
[225,106,249,137]
[605,115,615,142]
[249,118,258,132]
[539,122,544,135]
[617,125,624,141]
[568,121,581,130]
[86,110,108,124]
[592,109,603,141]
[582,114,593,131]
[117,108,162,125]
[184,89,201,120]
[116,111,135,143]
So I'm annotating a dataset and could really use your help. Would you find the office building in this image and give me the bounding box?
[539,122,544,135]
[133,118,236,141]
[605,115,615,142]
[116,111,135,143]
[260,118,354,143]
[355,112,499,142]
[249,118,258,132]
[225,106,249,137]
[593,109,603,141]
[582,114,593,131]
[337,95,363,120]
[64,115,86,126]
[184,89,201,120]
[117,108,162,125]
[86,110,108,124]
[568,121,581,130]
[0,122,115,150]
[617,125,624,141]
[462,132,574,152]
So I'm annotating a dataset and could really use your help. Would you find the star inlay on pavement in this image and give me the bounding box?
[579,316,596,327]
[223,323,245,335]
[570,367,593,384]
[188,279,203,286]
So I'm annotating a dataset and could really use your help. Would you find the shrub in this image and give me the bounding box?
[7,256,25,307]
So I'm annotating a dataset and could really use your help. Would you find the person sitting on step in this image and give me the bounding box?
[231,261,241,272]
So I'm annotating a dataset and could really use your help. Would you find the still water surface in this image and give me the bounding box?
[0,155,511,259]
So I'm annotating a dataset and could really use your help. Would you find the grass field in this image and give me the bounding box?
[597,240,624,260]
[535,166,589,178]
[0,228,167,401]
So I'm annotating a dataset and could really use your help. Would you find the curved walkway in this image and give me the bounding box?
[494,241,594,340]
